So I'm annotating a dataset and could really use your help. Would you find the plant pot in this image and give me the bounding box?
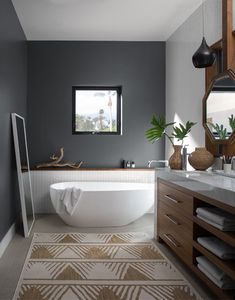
[169,145,182,170]
[188,147,214,170]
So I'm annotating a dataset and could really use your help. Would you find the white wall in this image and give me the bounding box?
[166,0,222,159]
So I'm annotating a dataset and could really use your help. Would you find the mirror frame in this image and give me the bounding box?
[203,69,235,145]
[11,113,35,237]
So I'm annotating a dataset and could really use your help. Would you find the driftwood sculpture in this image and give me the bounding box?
[36,148,83,169]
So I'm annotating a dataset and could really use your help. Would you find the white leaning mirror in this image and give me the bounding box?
[11,113,35,237]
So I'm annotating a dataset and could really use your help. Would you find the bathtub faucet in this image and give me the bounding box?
[147,160,168,168]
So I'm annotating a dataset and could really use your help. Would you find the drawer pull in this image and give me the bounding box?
[165,194,180,204]
[164,214,180,225]
[163,234,180,247]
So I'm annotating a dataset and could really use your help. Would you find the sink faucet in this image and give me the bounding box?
[147,160,168,168]
[232,156,235,171]
[182,145,189,171]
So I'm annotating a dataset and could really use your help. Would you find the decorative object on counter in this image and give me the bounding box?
[211,144,224,171]
[212,157,223,171]
[122,160,135,168]
[192,0,216,68]
[223,156,233,173]
[224,164,231,173]
[223,155,233,164]
[145,115,196,170]
[188,147,214,171]
[171,123,193,170]
[36,148,83,169]
[169,145,183,170]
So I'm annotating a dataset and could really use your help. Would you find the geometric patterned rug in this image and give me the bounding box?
[13,232,201,300]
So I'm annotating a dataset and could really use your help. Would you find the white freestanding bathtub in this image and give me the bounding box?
[50,181,154,227]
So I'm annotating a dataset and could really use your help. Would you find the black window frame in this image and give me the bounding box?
[72,86,122,135]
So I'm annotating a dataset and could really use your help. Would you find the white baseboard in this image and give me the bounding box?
[0,223,16,258]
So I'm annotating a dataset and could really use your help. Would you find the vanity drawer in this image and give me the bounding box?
[158,200,193,237]
[158,200,193,264]
[158,182,193,216]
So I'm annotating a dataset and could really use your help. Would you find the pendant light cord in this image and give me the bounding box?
[202,0,205,37]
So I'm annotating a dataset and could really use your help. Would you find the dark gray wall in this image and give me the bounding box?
[27,42,165,167]
[0,0,27,240]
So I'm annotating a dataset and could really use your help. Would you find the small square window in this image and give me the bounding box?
[72,86,122,135]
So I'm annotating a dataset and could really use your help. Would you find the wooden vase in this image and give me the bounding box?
[169,145,182,170]
[188,147,214,170]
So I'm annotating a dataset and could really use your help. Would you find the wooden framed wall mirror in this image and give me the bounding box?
[203,69,235,145]
[205,0,235,156]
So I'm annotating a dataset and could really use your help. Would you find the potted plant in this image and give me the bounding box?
[146,115,196,169]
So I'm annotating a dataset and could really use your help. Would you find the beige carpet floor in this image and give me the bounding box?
[13,232,201,300]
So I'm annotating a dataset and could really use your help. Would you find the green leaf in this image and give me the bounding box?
[145,115,175,144]
[146,116,196,145]
[172,121,197,141]
[229,114,235,131]
[210,123,228,139]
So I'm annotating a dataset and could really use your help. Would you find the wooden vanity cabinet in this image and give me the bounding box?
[157,178,235,300]
[157,182,193,265]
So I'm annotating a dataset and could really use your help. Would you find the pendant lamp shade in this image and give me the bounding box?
[192,0,216,68]
[192,37,216,68]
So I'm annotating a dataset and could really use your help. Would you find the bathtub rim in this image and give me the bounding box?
[50,181,154,192]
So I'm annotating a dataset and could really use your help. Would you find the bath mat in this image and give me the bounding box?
[13,232,201,300]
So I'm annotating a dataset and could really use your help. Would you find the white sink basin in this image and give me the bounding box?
[213,170,235,179]
[173,170,212,178]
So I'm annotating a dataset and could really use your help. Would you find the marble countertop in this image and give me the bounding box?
[156,169,235,207]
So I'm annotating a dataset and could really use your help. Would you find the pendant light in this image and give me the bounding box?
[192,0,216,68]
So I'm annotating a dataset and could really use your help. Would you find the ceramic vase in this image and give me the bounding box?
[169,145,182,170]
[224,164,232,173]
[188,147,214,170]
